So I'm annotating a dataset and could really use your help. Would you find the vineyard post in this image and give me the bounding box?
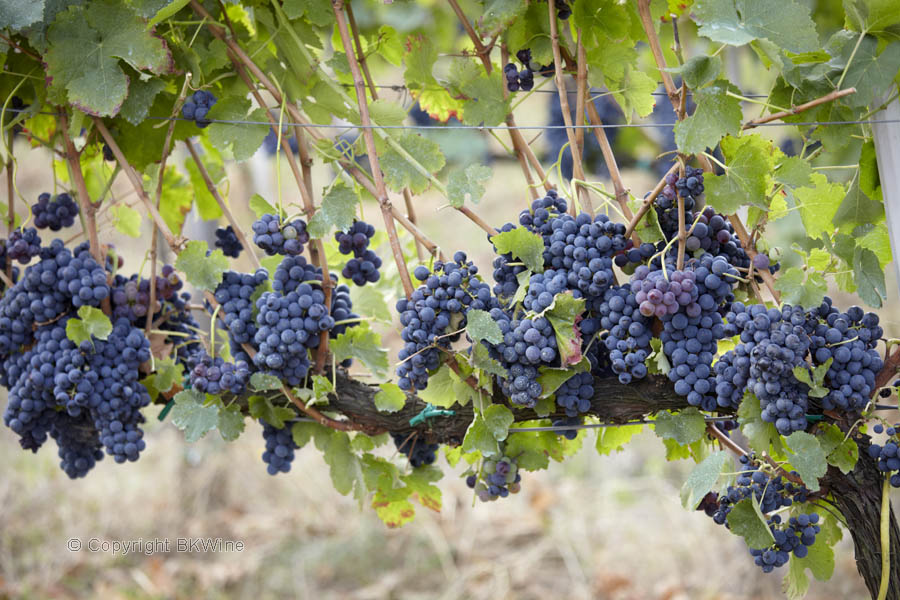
[870,91,900,295]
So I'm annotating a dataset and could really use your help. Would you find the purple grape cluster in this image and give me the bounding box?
[251,213,310,256]
[6,227,41,264]
[31,192,79,231]
[215,225,243,258]
[335,221,382,286]
[214,269,269,345]
[487,310,559,407]
[188,351,250,395]
[261,419,299,475]
[676,166,705,198]
[555,370,594,417]
[869,424,900,487]
[466,453,522,501]
[182,90,217,128]
[503,63,533,92]
[392,432,438,468]
[597,284,651,384]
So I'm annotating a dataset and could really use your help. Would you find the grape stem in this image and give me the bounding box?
[636,0,680,117]
[879,474,891,600]
[549,0,591,215]
[744,88,858,129]
[623,163,680,239]
[585,96,634,231]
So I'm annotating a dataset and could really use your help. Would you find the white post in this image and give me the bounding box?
[870,88,900,296]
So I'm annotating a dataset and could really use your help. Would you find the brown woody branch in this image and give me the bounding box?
[743,88,857,130]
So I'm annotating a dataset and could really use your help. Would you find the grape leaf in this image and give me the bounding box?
[0,0,44,30]
[150,165,193,237]
[817,423,859,475]
[484,404,515,442]
[401,465,443,512]
[653,408,706,445]
[738,392,784,455]
[66,306,113,346]
[775,156,812,187]
[110,204,141,237]
[704,135,774,214]
[728,497,776,549]
[466,309,503,345]
[674,83,742,154]
[118,78,166,126]
[350,284,391,323]
[610,66,657,121]
[545,293,585,366]
[693,0,818,53]
[249,193,276,219]
[471,343,507,379]
[45,1,173,115]
[449,59,509,126]
[481,0,527,31]
[315,430,366,501]
[783,531,835,599]
[248,396,295,429]
[183,144,225,221]
[175,240,228,292]
[537,358,590,398]
[380,133,445,193]
[331,324,389,379]
[306,183,358,238]
[827,31,900,108]
[151,356,182,395]
[833,177,884,228]
[774,267,828,308]
[784,431,827,492]
[667,55,721,89]
[853,246,886,308]
[374,382,406,413]
[250,372,282,392]
[857,223,892,266]
[681,450,729,509]
[417,364,457,409]
[596,424,643,455]
[462,416,499,457]
[490,227,545,273]
[170,389,219,443]
[448,164,492,208]
[207,97,269,162]
[216,403,245,442]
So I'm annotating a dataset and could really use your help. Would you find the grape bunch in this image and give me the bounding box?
[215,225,243,258]
[749,513,821,572]
[6,227,41,264]
[335,220,382,286]
[676,166,705,198]
[806,299,883,413]
[188,351,250,395]
[252,214,310,256]
[489,312,560,407]
[490,223,524,300]
[214,269,269,345]
[261,419,300,475]
[395,253,494,391]
[111,265,183,322]
[392,433,439,468]
[181,90,217,128]
[597,284,651,384]
[868,424,900,487]
[466,453,522,501]
[717,303,813,434]
[709,455,808,525]
[503,62,533,92]
[31,192,79,231]
[555,370,594,417]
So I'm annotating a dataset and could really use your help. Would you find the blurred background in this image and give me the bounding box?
[1,1,896,598]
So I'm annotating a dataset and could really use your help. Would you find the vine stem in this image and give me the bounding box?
[706,422,748,456]
[60,114,113,315]
[879,474,891,600]
[549,0,591,215]
[148,76,191,335]
[676,186,686,270]
[743,88,857,130]
[333,0,415,300]
[92,118,182,252]
[184,139,261,271]
[584,96,634,225]
[636,0,680,114]
[727,215,780,301]
[574,33,587,170]
[5,129,13,283]
[624,163,679,238]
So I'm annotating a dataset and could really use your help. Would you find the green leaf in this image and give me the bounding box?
[775,156,813,187]
[374,382,407,413]
[250,372,282,392]
[216,403,245,442]
[774,267,828,308]
[317,430,366,500]
[857,223,892,266]
[45,1,173,115]
[109,203,141,237]
[380,133,445,194]
[704,135,775,214]
[481,0,528,31]
[148,165,193,236]
[674,83,742,154]
[147,0,191,26]
[796,173,846,241]
[447,164,492,208]
[784,431,827,492]
[817,423,859,474]
[471,343,507,379]
[449,60,509,126]
[462,416,499,457]
[596,424,643,455]
[417,364,457,408]
[0,0,44,30]
[466,309,502,345]
[610,66,657,121]
[545,293,585,366]
[484,404,515,442]
[207,97,269,161]
[833,177,884,228]
[175,240,228,292]
[183,143,225,221]
[727,498,776,549]
[170,389,219,443]
[681,451,730,509]
[248,396,295,429]
[65,305,113,346]
[537,358,590,398]
[828,32,900,108]
[118,78,167,126]
[306,183,358,238]
[693,0,818,53]
[367,99,407,127]
[783,535,835,599]
[667,55,721,89]
[330,323,389,379]
[490,227,545,273]
[350,284,391,322]
[853,246,886,308]
[653,408,707,445]
[401,464,443,512]
[249,193,276,219]
[739,392,784,455]
[152,357,182,394]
